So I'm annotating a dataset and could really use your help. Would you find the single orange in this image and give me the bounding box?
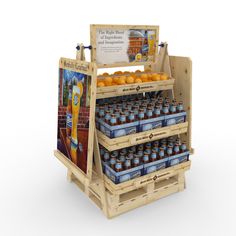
[135,69,142,73]
[97,81,105,87]
[102,72,109,76]
[113,77,119,83]
[141,74,148,82]
[130,73,137,79]
[117,76,126,85]
[126,76,135,84]
[152,74,161,81]
[114,71,122,75]
[104,77,113,86]
[135,78,142,83]
[160,73,169,80]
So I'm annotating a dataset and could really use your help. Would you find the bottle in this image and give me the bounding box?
[104,111,111,124]
[161,143,167,152]
[162,104,169,115]
[70,82,83,165]
[150,149,157,162]
[143,151,150,163]
[167,145,173,156]
[114,108,120,118]
[153,140,159,148]
[119,154,126,164]
[133,155,140,167]
[115,161,123,172]
[138,144,144,151]
[119,112,126,124]
[108,105,114,114]
[154,105,161,117]
[130,145,136,153]
[177,101,184,113]
[146,107,153,119]
[165,96,170,104]
[145,142,152,149]
[180,141,187,153]
[141,104,147,113]
[110,157,116,170]
[109,114,117,126]
[170,102,177,114]
[103,151,110,162]
[124,158,132,170]
[159,147,165,159]
[152,146,159,153]
[95,106,100,116]
[104,103,108,111]
[174,142,180,155]
[112,150,119,158]
[137,150,144,157]
[99,146,105,158]
[127,102,132,111]
[120,148,127,155]
[98,106,105,118]
[157,101,163,110]
[124,108,129,116]
[167,137,174,145]
[128,111,135,123]
[138,108,145,120]
[133,105,139,118]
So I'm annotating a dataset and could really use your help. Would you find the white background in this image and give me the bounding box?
[0,0,236,235]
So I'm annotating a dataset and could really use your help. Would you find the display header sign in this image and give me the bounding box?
[90,25,159,66]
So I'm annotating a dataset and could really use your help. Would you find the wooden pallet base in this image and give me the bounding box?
[56,150,190,219]
[105,167,186,218]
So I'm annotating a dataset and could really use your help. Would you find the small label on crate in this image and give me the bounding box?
[117,84,155,94]
[130,130,168,144]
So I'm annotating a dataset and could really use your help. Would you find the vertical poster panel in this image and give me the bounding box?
[92,25,159,65]
[57,59,94,174]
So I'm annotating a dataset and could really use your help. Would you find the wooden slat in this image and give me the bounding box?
[86,63,98,181]
[170,56,192,150]
[96,79,175,99]
[93,130,109,215]
[97,122,188,151]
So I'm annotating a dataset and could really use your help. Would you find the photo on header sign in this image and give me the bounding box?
[95,28,158,65]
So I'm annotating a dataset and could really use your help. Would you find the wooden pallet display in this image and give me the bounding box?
[54,24,193,218]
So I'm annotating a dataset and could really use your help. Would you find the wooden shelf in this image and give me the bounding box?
[96,78,175,99]
[97,122,188,151]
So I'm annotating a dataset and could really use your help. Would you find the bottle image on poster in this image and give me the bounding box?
[57,68,91,173]
[96,29,157,64]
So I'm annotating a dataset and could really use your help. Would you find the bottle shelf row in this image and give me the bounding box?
[97,122,188,151]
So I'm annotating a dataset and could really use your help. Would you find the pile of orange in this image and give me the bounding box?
[97,71,169,87]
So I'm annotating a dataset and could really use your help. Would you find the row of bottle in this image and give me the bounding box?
[100,136,187,172]
[96,94,184,126]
